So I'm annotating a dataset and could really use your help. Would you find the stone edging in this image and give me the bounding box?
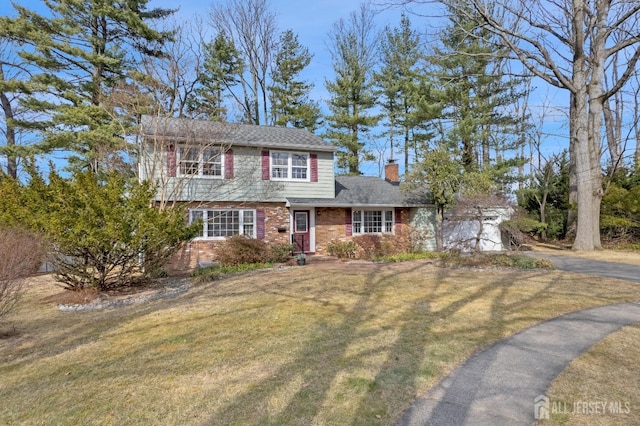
[58,281,191,312]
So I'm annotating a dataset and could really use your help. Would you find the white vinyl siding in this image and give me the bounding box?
[190,209,255,239]
[145,145,335,201]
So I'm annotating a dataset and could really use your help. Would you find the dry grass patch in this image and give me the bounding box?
[1,262,639,425]
[531,245,640,265]
[540,325,640,425]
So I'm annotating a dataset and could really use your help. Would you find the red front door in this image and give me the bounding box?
[293,210,310,253]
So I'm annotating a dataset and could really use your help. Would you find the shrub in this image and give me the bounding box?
[217,235,270,266]
[327,240,358,259]
[192,262,271,283]
[0,228,42,321]
[269,243,295,263]
[440,253,554,269]
[0,169,200,291]
[352,234,384,259]
[352,234,410,260]
[377,252,440,262]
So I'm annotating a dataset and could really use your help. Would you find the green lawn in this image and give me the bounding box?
[1,260,638,425]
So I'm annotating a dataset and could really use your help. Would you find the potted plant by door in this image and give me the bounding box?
[295,253,306,266]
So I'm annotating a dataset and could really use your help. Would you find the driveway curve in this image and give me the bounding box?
[525,253,640,283]
[397,302,640,425]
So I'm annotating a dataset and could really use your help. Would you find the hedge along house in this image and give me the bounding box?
[139,115,436,268]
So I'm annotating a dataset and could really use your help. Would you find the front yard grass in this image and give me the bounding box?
[1,260,639,425]
[541,324,640,425]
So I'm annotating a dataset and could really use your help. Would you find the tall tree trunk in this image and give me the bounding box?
[603,97,622,164]
[566,95,578,240]
[0,89,16,179]
[571,0,595,251]
[634,79,640,167]
[481,123,490,169]
[435,205,444,251]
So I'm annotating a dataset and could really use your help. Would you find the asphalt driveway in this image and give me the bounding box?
[525,252,640,283]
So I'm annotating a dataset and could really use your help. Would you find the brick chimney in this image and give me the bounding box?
[384,160,400,184]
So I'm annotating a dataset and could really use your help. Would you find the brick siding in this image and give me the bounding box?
[168,201,290,271]
[314,207,412,254]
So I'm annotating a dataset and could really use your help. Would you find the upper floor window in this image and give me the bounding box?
[352,210,394,234]
[178,146,223,178]
[190,209,255,239]
[271,151,309,181]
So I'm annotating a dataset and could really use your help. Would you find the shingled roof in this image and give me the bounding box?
[287,175,432,208]
[140,115,336,152]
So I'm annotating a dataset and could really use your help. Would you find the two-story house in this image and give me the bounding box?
[140,115,437,267]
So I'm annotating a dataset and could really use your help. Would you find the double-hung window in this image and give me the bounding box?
[352,210,394,234]
[270,151,309,181]
[190,209,255,239]
[178,146,223,177]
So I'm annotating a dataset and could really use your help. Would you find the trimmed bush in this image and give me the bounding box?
[217,235,270,266]
[327,240,358,259]
[269,243,295,263]
[352,234,411,260]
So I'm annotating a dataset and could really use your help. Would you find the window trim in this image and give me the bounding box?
[189,209,256,240]
[270,150,310,182]
[352,209,395,235]
[177,145,224,179]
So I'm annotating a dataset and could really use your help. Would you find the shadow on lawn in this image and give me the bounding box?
[205,262,558,424]
[0,261,563,424]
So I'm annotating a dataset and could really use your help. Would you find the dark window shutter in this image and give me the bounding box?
[345,208,352,236]
[261,151,270,180]
[256,209,265,239]
[395,208,402,224]
[167,144,176,177]
[310,153,318,182]
[224,149,234,179]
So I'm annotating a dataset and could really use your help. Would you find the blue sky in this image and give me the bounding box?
[149,0,413,175]
[0,1,601,177]
[149,0,406,109]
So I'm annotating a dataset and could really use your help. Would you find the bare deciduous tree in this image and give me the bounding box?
[0,228,41,322]
[209,0,278,125]
[418,0,640,250]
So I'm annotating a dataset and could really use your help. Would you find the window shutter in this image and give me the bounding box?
[256,209,265,239]
[395,208,402,224]
[310,153,318,182]
[345,208,352,236]
[224,149,234,179]
[167,144,176,177]
[395,208,402,232]
[261,151,270,180]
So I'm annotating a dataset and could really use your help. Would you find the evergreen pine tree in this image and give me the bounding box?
[374,14,424,173]
[269,30,321,132]
[324,5,380,175]
[1,1,174,173]
[196,33,246,121]
[428,2,527,179]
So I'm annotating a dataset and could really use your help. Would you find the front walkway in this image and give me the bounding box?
[397,302,640,425]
